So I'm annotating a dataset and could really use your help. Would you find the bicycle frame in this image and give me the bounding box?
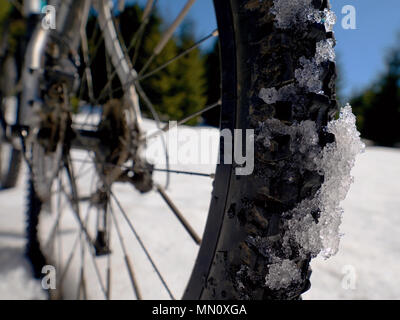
[19,0,142,132]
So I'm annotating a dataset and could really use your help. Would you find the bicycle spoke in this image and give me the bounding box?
[130,0,158,67]
[80,28,95,104]
[57,181,107,298]
[106,249,111,300]
[56,171,64,278]
[144,100,221,141]
[139,0,198,76]
[109,202,142,300]
[133,80,170,188]
[97,28,218,100]
[155,184,201,245]
[44,175,69,252]
[58,231,81,287]
[8,0,23,14]
[85,238,108,298]
[69,157,214,179]
[153,168,215,178]
[77,234,88,300]
[59,196,93,289]
[109,190,175,300]
[142,0,156,22]
[105,51,114,101]
[139,29,218,81]
[95,0,158,97]
[59,185,93,244]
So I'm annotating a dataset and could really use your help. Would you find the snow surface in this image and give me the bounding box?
[0,184,47,299]
[0,117,399,299]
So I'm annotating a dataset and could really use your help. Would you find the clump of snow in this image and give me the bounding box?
[282,105,365,259]
[316,39,335,64]
[294,40,335,94]
[269,1,337,95]
[294,57,324,94]
[263,0,362,292]
[306,8,337,32]
[261,105,364,289]
[322,8,337,32]
[259,84,297,105]
[271,0,336,32]
[270,0,314,29]
[257,118,319,161]
[259,87,279,105]
[265,259,302,290]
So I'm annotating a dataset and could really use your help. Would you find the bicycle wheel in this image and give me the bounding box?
[25,0,361,300]
[0,54,22,189]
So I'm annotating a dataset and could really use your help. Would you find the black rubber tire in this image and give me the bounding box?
[183,0,338,300]
[26,178,47,279]
[0,55,22,190]
[26,0,338,300]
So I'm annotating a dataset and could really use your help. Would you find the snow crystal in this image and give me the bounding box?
[257,118,319,158]
[270,1,337,95]
[271,0,313,29]
[261,105,364,290]
[307,8,337,32]
[258,84,297,105]
[259,87,279,105]
[316,39,336,64]
[271,0,336,32]
[282,104,365,259]
[322,8,337,32]
[265,259,301,290]
[294,57,323,94]
[294,39,335,94]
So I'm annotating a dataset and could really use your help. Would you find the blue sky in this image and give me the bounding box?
[132,0,400,100]
[330,0,400,99]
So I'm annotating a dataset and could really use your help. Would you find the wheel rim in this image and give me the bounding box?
[28,0,232,300]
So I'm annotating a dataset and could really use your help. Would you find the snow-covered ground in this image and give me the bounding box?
[0,119,399,300]
[0,178,47,299]
[303,146,400,300]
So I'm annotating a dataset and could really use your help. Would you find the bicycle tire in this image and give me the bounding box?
[26,0,340,300]
[184,0,338,300]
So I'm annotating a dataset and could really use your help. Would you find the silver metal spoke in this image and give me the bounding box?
[109,202,142,300]
[155,184,201,245]
[80,28,95,103]
[142,0,156,22]
[139,29,219,81]
[85,239,108,298]
[106,249,111,300]
[153,168,215,178]
[69,157,214,179]
[59,197,92,289]
[109,190,175,300]
[59,184,93,245]
[44,178,69,253]
[58,231,81,287]
[77,237,88,300]
[130,0,158,67]
[99,28,218,100]
[133,80,170,188]
[63,158,95,245]
[58,163,108,298]
[139,0,198,76]
[64,192,108,298]
[144,100,221,141]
